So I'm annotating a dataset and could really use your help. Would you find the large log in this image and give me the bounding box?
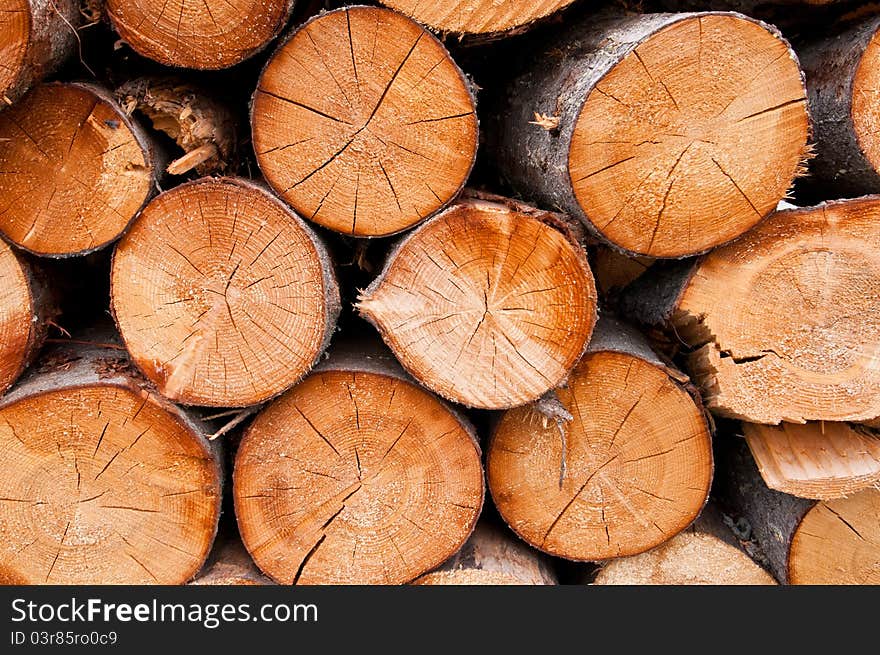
[110,176,340,407]
[488,11,809,258]
[621,197,880,423]
[798,15,880,196]
[742,421,880,500]
[487,316,713,561]
[0,0,80,105]
[251,6,478,237]
[233,340,484,585]
[106,0,295,69]
[718,437,880,584]
[413,522,557,585]
[0,241,55,395]
[0,341,222,584]
[357,194,597,409]
[377,0,577,39]
[0,82,161,257]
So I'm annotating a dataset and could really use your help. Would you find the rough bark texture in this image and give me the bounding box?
[413,522,557,585]
[0,0,80,105]
[798,15,880,195]
[116,78,237,176]
[0,339,223,584]
[487,10,808,258]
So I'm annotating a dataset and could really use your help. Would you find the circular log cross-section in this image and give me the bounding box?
[0,242,49,395]
[358,197,597,409]
[0,348,221,585]
[234,361,484,584]
[593,531,776,585]
[378,0,577,37]
[0,0,79,104]
[789,490,880,585]
[492,12,808,258]
[669,197,880,423]
[0,83,157,257]
[488,320,712,561]
[252,6,478,237]
[111,177,339,407]
[106,0,295,69]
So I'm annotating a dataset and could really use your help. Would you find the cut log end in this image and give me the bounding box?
[111,177,339,407]
[570,14,808,257]
[0,383,220,585]
[357,197,597,409]
[379,0,577,36]
[106,0,294,69]
[853,25,880,175]
[593,531,776,585]
[789,489,880,585]
[488,335,713,561]
[252,6,478,237]
[0,242,37,393]
[234,368,484,585]
[0,0,29,101]
[0,83,155,257]
[676,197,880,423]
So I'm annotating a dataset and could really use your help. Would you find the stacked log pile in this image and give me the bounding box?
[0,0,878,585]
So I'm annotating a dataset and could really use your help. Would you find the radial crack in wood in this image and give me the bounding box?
[0,82,159,257]
[490,11,809,258]
[251,6,478,237]
[357,195,597,409]
[487,317,713,561]
[234,343,484,585]
[110,177,340,407]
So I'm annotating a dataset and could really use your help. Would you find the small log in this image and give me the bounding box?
[0,241,56,395]
[116,78,237,176]
[487,316,713,561]
[798,15,880,195]
[488,11,809,258]
[251,5,478,237]
[593,508,777,585]
[719,437,880,584]
[358,194,597,409]
[0,0,80,104]
[0,340,222,585]
[0,82,161,257]
[620,196,880,423]
[413,522,557,585]
[110,176,340,407]
[233,340,484,585]
[591,245,655,297]
[191,535,273,586]
[377,0,577,39]
[743,421,880,500]
[106,0,295,69]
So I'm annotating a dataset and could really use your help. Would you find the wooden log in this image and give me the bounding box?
[251,5,478,237]
[0,340,222,584]
[191,535,273,586]
[358,194,597,409]
[110,176,340,408]
[116,78,237,176]
[377,0,577,39]
[742,421,880,500]
[233,340,484,585]
[487,316,713,562]
[0,0,80,105]
[413,522,557,585]
[0,241,56,395]
[593,507,777,585]
[106,0,295,69]
[718,437,880,584]
[0,82,161,257]
[488,11,809,258]
[591,245,655,298]
[620,197,880,424]
[798,15,880,195]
